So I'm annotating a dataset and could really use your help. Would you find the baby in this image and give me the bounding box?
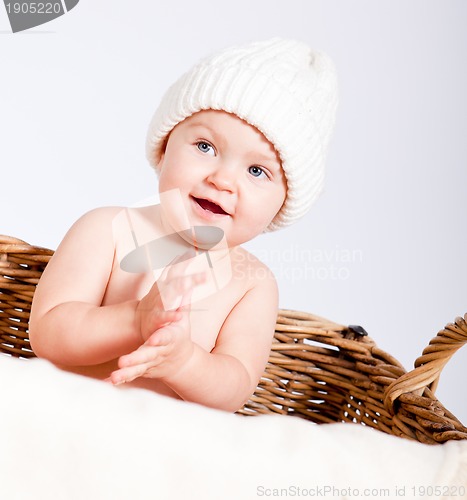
[29,38,338,412]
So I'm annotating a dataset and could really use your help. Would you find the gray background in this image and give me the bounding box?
[1,1,466,422]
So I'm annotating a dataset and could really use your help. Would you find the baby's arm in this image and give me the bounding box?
[29,207,187,366]
[111,266,278,412]
[168,274,278,411]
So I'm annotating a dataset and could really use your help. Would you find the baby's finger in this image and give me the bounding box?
[160,248,197,281]
[158,271,206,311]
[110,363,149,385]
[118,344,162,368]
[179,286,194,309]
[159,254,184,281]
[174,271,206,294]
[146,328,173,347]
[140,306,182,326]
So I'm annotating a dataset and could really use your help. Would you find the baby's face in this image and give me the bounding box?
[156,110,287,248]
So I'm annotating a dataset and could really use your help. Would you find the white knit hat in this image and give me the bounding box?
[146,38,338,231]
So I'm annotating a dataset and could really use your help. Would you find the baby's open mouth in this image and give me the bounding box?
[193,197,228,215]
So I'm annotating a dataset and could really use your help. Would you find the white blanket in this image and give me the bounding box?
[0,356,465,500]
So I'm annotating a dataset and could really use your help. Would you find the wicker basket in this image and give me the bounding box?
[1,235,466,444]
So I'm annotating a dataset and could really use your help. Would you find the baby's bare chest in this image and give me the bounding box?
[102,253,248,351]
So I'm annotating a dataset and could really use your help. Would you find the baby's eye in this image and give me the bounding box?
[248,166,268,179]
[196,141,215,156]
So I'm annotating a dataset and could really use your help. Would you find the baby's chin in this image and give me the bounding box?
[177,225,225,251]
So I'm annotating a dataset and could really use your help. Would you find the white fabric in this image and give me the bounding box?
[145,38,339,231]
[0,355,465,500]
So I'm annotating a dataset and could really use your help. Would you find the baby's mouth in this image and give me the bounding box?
[192,196,228,215]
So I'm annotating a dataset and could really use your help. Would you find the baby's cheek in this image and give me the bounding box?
[159,189,192,232]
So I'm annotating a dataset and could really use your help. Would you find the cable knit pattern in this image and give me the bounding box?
[146,38,338,231]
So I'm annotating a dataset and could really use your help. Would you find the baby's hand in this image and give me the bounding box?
[136,251,205,342]
[109,300,194,385]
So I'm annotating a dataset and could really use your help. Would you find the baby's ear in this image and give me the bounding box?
[155,152,165,173]
[155,137,169,172]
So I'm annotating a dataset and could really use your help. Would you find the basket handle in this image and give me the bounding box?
[384,313,467,412]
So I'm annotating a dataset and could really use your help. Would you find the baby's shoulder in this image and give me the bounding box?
[71,205,161,240]
[71,206,126,230]
[230,247,277,289]
[50,206,128,278]
[58,206,124,248]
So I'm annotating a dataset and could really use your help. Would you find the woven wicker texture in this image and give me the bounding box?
[238,310,467,444]
[1,235,466,444]
[0,236,53,358]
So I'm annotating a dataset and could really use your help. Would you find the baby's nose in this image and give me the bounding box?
[207,166,238,192]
